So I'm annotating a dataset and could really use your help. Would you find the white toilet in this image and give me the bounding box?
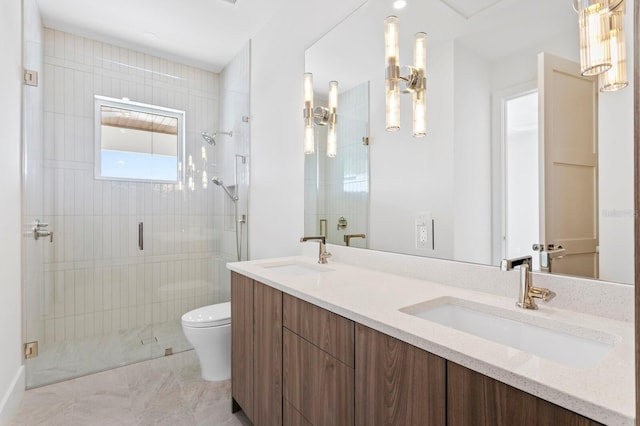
[181,302,231,381]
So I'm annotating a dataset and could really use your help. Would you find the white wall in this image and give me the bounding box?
[597,5,635,284]
[0,0,25,422]
[368,40,456,259]
[453,44,492,265]
[249,0,366,259]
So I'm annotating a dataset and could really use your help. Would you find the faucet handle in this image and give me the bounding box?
[530,287,556,303]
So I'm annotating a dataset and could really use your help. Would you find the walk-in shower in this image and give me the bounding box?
[21,4,251,388]
[202,131,233,146]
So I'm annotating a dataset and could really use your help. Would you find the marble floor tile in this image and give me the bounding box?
[12,350,250,426]
[26,320,192,389]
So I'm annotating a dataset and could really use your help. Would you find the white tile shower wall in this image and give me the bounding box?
[41,29,223,344]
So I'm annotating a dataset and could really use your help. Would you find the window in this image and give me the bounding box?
[94,96,185,183]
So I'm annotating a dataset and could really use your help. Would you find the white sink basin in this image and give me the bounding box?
[400,297,616,369]
[259,260,332,276]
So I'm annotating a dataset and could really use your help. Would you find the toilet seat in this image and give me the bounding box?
[181,302,231,328]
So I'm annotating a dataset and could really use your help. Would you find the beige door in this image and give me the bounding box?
[537,52,599,278]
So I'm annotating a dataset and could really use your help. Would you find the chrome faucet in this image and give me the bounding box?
[300,236,332,264]
[500,255,555,310]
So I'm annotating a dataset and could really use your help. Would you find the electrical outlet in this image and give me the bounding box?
[416,212,433,250]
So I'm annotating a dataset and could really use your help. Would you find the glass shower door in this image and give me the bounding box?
[22,14,223,388]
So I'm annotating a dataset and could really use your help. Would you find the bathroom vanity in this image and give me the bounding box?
[227,248,634,425]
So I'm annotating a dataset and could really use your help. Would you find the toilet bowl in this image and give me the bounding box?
[181,302,231,381]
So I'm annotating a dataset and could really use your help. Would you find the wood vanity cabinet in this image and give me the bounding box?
[231,272,603,426]
[355,324,447,426]
[282,294,355,426]
[231,272,283,425]
[447,362,603,426]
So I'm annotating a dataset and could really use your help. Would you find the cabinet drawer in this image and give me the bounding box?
[283,294,355,367]
[283,329,355,425]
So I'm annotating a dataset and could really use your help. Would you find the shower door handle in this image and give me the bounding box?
[138,222,144,251]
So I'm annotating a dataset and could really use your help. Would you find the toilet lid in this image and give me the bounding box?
[181,302,231,328]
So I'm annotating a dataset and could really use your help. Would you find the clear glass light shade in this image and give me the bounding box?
[327,125,337,158]
[202,170,208,189]
[303,73,315,154]
[414,32,426,71]
[303,73,314,106]
[201,146,207,162]
[386,80,400,131]
[384,16,399,65]
[385,16,401,131]
[327,81,338,157]
[577,0,612,76]
[600,9,628,91]
[412,32,427,137]
[304,125,315,155]
[413,89,426,137]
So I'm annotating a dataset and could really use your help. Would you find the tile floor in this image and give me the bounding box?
[26,320,192,388]
[11,350,251,426]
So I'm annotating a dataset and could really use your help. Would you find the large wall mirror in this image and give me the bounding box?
[305,0,634,285]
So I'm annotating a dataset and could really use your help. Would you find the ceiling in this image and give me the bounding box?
[306,0,579,94]
[37,0,289,73]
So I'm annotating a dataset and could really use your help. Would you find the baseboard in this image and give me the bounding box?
[0,366,25,426]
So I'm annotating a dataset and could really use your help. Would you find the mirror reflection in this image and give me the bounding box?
[305,0,634,284]
[304,81,370,248]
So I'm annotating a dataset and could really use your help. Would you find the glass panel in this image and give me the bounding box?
[22,20,250,388]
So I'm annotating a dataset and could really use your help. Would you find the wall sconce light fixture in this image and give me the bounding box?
[574,0,628,92]
[303,73,339,157]
[384,16,427,137]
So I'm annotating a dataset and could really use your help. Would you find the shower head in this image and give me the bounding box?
[202,132,216,145]
[211,177,238,201]
[202,130,233,146]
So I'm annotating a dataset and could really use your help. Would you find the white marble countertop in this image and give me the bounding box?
[227,256,634,426]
